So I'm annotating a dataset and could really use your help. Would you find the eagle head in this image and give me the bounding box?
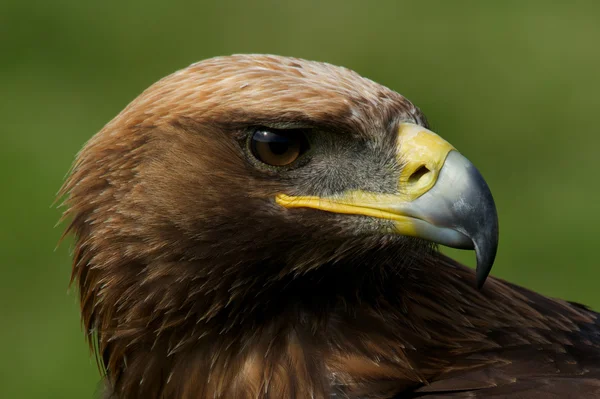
[60,54,499,398]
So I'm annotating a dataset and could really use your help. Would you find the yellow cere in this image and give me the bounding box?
[396,123,455,201]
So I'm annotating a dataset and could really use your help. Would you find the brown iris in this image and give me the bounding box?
[250,129,308,166]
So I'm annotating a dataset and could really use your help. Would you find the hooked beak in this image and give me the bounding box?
[276,123,499,288]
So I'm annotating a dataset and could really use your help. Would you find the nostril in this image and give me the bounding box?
[408,165,430,184]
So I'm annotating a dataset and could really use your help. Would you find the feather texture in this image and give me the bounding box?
[59,55,600,398]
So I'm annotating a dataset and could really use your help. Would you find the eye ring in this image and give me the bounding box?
[249,128,309,167]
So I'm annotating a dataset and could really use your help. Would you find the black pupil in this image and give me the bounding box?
[255,130,294,154]
[251,129,307,166]
[269,141,290,155]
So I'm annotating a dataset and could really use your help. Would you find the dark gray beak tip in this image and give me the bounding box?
[473,182,499,289]
[475,240,498,289]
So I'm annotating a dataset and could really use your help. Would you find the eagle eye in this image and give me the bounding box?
[250,128,308,167]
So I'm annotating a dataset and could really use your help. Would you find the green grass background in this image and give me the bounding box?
[1,1,599,397]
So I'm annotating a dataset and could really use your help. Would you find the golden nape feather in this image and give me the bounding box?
[59,55,600,399]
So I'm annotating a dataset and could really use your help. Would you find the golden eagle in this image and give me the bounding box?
[60,55,600,398]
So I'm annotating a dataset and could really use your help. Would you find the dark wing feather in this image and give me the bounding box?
[410,377,600,398]
[403,268,600,399]
[408,354,600,398]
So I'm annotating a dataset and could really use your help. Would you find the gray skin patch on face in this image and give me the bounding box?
[285,128,402,198]
[270,119,422,238]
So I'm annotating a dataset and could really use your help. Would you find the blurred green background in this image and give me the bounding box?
[1,1,599,397]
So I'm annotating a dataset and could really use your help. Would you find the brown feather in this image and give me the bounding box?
[59,55,600,399]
